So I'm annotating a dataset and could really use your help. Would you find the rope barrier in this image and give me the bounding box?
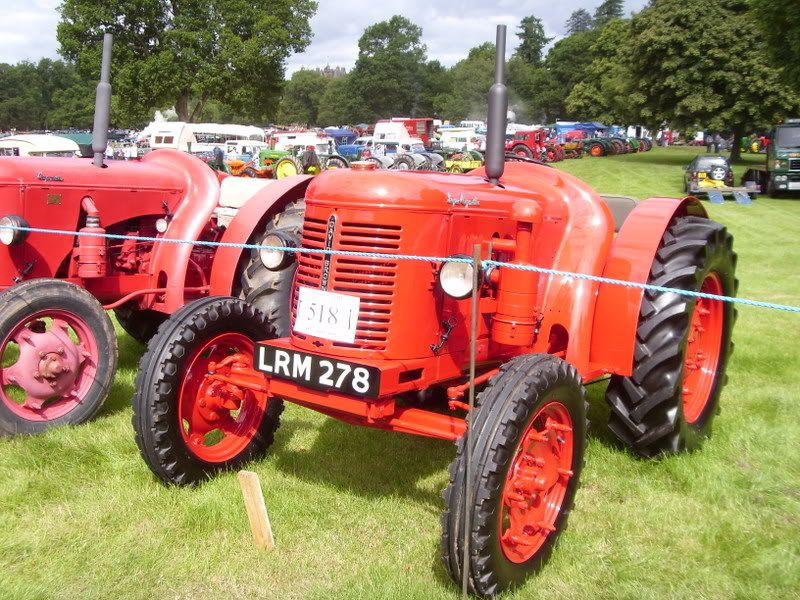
[2,224,799,314]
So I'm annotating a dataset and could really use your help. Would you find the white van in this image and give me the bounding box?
[0,134,80,157]
[149,122,265,152]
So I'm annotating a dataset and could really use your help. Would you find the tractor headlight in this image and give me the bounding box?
[774,160,788,170]
[0,215,29,246]
[155,218,169,233]
[259,233,295,271]
[439,257,475,299]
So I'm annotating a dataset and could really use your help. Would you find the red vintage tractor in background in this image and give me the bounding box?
[506,129,565,162]
[133,27,737,595]
[0,35,311,435]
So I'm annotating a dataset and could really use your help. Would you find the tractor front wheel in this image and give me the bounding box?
[442,354,586,596]
[274,156,301,179]
[132,297,282,485]
[605,216,737,457]
[511,144,534,159]
[0,279,117,436]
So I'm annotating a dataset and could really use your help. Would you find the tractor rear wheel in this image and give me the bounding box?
[240,200,304,337]
[0,279,117,436]
[132,297,282,485]
[442,354,586,596]
[392,154,416,170]
[323,156,348,170]
[605,216,737,457]
[274,156,301,179]
[114,304,166,344]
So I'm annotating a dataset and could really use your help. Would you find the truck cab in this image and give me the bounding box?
[743,119,800,196]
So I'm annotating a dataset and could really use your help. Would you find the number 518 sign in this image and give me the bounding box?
[293,286,360,343]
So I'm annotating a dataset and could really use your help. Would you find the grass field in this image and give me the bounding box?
[1,147,799,599]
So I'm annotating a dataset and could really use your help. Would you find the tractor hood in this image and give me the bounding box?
[304,163,586,218]
[0,152,188,192]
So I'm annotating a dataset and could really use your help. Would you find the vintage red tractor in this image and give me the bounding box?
[0,35,311,436]
[506,129,565,163]
[132,27,737,595]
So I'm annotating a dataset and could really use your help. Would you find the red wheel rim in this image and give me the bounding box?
[499,401,574,563]
[515,149,528,157]
[0,309,99,421]
[591,145,602,156]
[681,273,724,423]
[178,333,267,463]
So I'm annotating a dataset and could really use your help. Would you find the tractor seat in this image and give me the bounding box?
[600,195,638,232]
[218,176,274,209]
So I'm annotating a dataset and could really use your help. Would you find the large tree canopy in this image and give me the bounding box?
[515,15,552,66]
[750,0,800,90]
[626,0,798,157]
[277,69,329,126]
[57,0,317,125]
[348,15,429,121]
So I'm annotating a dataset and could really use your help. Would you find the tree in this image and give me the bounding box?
[626,0,799,159]
[277,69,329,126]
[750,0,800,90]
[57,0,318,125]
[316,75,368,126]
[538,31,597,121]
[348,15,428,121]
[593,0,625,28]
[435,43,496,123]
[565,9,594,34]
[565,20,641,125]
[514,16,553,66]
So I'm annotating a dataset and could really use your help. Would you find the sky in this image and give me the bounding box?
[1,0,649,71]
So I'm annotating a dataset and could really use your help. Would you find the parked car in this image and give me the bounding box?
[684,155,734,193]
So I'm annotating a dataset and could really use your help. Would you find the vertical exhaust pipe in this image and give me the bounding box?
[485,25,508,185]
[92,33,113,168]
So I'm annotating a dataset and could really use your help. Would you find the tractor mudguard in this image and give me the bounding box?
[209,175,313,296]
[145,149,222,312]
[589,196,707,376]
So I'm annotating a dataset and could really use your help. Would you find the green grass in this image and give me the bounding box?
[1,147,799,599]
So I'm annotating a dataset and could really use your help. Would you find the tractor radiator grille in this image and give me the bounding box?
[789,159,800,171]
[292,216,401,351]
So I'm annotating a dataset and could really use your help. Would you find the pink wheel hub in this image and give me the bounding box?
[1,310,96,421]
[500,401,574,563]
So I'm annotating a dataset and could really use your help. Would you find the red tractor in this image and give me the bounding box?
[506,129,565,162]
[0,35,311,435]
[132,27,737,595]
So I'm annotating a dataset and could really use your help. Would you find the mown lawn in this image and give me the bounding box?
[1,147,798,599]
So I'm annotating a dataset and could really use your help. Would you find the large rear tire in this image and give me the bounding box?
[605,216,737,457]
[132,297,282,485]
[114,304,166,344]
[442,354,587,596]
[239,200,304,337]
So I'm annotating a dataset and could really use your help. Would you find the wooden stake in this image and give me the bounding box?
[238,470,275,550]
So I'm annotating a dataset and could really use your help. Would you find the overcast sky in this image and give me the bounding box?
[2,0,649,71]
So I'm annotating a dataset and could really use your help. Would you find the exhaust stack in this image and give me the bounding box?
[91,33,113,168]
[484,25,508,185]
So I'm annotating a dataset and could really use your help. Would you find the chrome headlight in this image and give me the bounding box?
[0,215,29,246]
[439,257,475,299]
[259,233,295,271]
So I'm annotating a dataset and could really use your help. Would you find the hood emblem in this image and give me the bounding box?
[447,193,480,207]
[320,214,336,291]
[37,172,64,182]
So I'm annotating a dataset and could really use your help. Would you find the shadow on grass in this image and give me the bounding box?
[98,333,145,417]
[271,413,454,509]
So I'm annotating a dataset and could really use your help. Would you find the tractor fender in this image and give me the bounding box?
[144,149,221,312]
[589,196,707,376]
[209,175,313,296]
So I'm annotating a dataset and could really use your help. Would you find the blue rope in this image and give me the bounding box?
[2,224,799,314]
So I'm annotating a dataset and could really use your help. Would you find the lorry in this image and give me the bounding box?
[132,27,737,596]
[743,119,800,196]
[0,35,312,436]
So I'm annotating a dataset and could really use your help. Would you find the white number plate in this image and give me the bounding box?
[789,182,800,190]
[294,286,360,343]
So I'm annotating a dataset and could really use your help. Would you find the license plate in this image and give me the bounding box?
[256,344,381,398]
[294,286,360,343]
[789,182,800,190]
[697,172,707,179]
